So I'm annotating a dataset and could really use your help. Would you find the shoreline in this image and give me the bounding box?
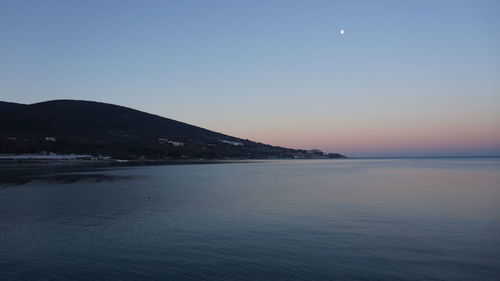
[0,154,346,165]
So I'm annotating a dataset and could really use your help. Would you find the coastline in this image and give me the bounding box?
[0,153,346,164]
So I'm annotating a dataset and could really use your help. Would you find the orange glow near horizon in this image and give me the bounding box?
[212,115,500,156]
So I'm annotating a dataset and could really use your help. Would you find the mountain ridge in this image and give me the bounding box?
[0,99,345,160]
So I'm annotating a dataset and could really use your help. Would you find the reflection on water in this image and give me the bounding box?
[0,162,125,186]
[1,172,142,186]
[0,159,499,280]
[0,160,258,186]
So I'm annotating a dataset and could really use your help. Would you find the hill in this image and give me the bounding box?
[0,100,345,160]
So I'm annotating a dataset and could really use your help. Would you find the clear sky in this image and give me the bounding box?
[1,0,499,157]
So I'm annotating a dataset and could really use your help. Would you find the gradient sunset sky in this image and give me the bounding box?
[1,0,499,157]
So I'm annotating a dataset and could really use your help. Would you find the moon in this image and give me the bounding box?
[340,29,345,35]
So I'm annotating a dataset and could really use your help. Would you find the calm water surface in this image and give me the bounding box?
[1,159,499,280]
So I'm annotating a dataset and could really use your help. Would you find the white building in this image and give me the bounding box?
[221,140,244,146]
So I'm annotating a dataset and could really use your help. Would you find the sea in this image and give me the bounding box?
[1,158,499,281]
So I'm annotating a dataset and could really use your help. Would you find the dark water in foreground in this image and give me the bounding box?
[1,159,499,281]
